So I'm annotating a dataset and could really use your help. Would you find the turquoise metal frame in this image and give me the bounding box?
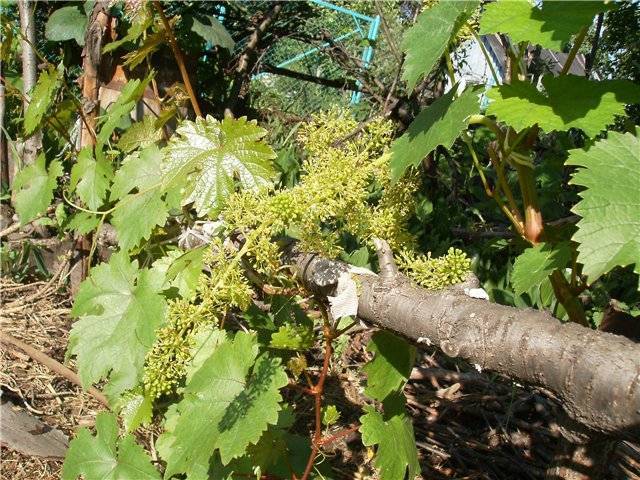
[210,0,381,106]
[273,0,380,104]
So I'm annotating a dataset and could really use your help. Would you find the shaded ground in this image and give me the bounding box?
[1,277,638,479]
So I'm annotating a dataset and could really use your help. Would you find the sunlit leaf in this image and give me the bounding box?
[486,75,640,137]
[402,1,478,92]
[567,131,640,283]
[192,15,235,51]
[157,331,288,476]
[24,66,61,136]
[62,412,159,480]
[480,0,614,51]
[360,394,419,480]
[70,147,113,210]
[512,242,572,295]
[13,154,62,224]
[363,331,416,402]
[68,253,167,398]
[390,86,480,181]
[162,115,276,215]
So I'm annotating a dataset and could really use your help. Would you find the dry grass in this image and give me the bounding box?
[0,278,100,480]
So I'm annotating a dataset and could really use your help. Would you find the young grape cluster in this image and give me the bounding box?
[397,247,472,290]
[143,239,254,398]
[223,109,419,258]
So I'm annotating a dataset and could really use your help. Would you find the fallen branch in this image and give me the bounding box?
[0,332,109,407]
[0,208,53,238]
[292,241,640,440]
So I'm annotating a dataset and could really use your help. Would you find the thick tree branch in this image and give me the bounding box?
[80,1,110,147]
[585,12,605,79]
[0,332,109,407]
[17,0,42,166]
[292,245,640,440]
[225,2,283,117]
[262,64,356,90]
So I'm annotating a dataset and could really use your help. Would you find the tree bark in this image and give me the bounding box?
[0,56,9,188]
[70,0,111,293]
[17,0,42,166]
[585,12,605,79]
[225,2,283,117]
[79,1,111,148]
[292,244,640,441]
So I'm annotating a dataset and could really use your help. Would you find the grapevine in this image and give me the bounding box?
[3,2,639,480]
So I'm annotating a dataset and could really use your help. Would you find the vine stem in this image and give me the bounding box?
[0,331,109,407]
[467,115,503,140]
[152,0,202,117]
[317,423,360,446]
[513,163,544,243]
[463,134,523,236]
[300,310,334,480]
[561,26,588,76]
[444,46,456,88]
[462,133,492,197]
[486,143,525,233]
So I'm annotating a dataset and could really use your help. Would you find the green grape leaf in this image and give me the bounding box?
[112,189,168,252]
[480,0,613,51]
[511,242,572,295]
[24,66,61,136]
[157,331,288,476]
[13,154,62,224]
[111,145,163,200]
[152,247,206,300]
[390,86,480,181]
[111,145,168,251]
[322,405,341,426]
[162,115,276,215]
[103,17,152,54]
[45,6,87,45]
[119,391,153,433]
[270,323,314,350]
[66,212,101,235]
[69,147,113,210]
[123,30,164,69]
[209,425,321,480]
[118,115,163,153]
[184,326,228,382]
[402,1,478,92]
[567,132,640,283]
[68,252,167,399]
[192,15,235,51]
[340,246,371,269]
[487,76,640,137]
[363,331,416,402]
[62,412,160,480]
[96,76,152,152]
[360,394,419,480]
